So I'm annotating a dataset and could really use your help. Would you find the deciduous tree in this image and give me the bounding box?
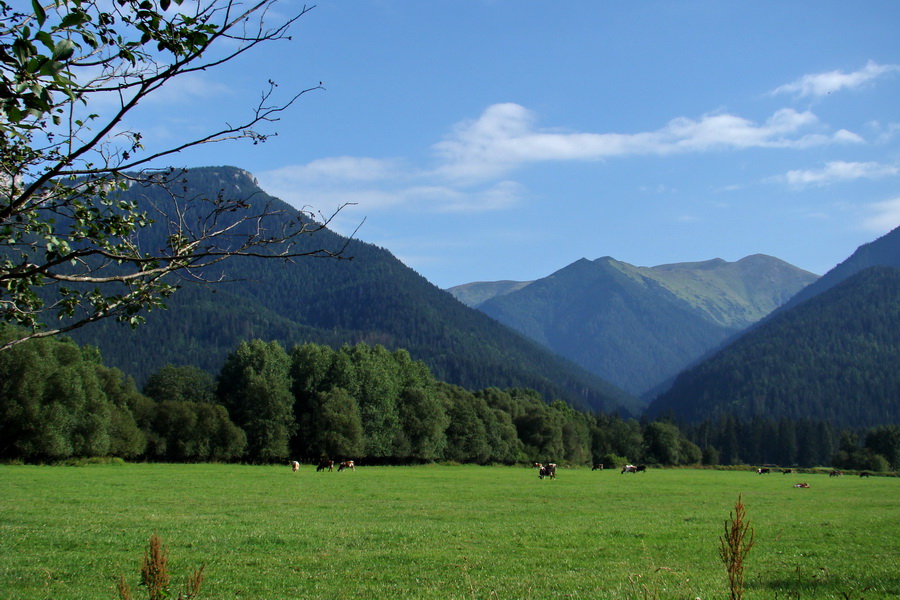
[217,339,294,462]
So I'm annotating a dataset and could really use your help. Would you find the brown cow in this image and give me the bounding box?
[756,468,770,474]
[621,464,637,474]
[290,460,300,472]
[338,460,355,472]
[592,463,604,471]
[829,470,843,477]
[316,459,334,472]
[793,482,810,488]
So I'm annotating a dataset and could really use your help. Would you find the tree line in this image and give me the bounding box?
[1,327,897,471]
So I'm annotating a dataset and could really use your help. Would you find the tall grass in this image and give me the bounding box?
[0,464,897,599]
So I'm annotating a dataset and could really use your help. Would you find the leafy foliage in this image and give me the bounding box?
[217,339,294,462]
[10,331,896,469]
[0,324,145,459]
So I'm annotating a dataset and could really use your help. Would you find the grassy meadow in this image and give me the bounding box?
[0,463,897,599]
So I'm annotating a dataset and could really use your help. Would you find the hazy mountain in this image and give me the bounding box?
[647,265,900,427]
[448,280,533,307]
[67,167,638,415]
[453,255,817,395]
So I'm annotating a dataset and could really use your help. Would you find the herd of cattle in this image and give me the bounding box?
[289,460,876,482]
[290,459,355,472]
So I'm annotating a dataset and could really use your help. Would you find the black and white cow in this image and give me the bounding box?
[539,463,557,479]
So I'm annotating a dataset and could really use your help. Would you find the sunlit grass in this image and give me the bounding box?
[0,464,897,599]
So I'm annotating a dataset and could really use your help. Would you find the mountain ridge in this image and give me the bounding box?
[449,254,817,395]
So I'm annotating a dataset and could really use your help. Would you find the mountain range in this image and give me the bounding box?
[448,255,818,395]
[62,166,900,430]
[67,167,638,415]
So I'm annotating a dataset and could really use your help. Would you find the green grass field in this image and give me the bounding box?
[1,464,897,599]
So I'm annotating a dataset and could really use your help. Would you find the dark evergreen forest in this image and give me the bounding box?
[649,267,900,428]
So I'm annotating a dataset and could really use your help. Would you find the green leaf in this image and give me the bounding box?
[35,30,55,51]
[53,39,76,62]
[32,0,47,26]
[60,11,87,29]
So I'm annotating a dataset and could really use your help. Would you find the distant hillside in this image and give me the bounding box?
[647,266,900,427]
[461,255,816,395]
[68,167,638,415]
[447,280,532,307]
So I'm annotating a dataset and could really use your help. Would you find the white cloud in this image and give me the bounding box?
[262,157,403,184]
[772,60,900,98]
[433,103,860,182]
[867,121,900,144]
[257,158,525,216]
[784,161,899,187]
[862,197,900,232]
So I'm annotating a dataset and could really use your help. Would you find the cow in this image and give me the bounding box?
[621,464,638,474]
[793,482,810,488]
[829,470,843,477]
[290,460,300,472]
[756,468,770,474]
[859,471,871,478]
[635,464,647,473]
[539,463,557,479]
[782,469,793,475]
[592,463,604,471]
[316,459,334,472]
[338,460,355,472]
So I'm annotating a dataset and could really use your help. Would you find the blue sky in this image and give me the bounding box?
[129,1,900,288]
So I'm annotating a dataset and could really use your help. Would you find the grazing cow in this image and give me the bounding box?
[592,463,604,471]
[621,464,638,474]
[793,482,810,488]
[859,471,871,478]
[756,468,770,474]
[533,462,542,469]
[539,463,557,479]
[635,465,647,473]
[338,460,355,472]
[783,469,793,475]
[291,460,300,472]
[829,470,843,477]
[316,459,334,472]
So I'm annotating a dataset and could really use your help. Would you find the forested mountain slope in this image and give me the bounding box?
[777,225,900,314]
[68,167,638,415]
[647,266,900,427]
[461,255,816,395]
